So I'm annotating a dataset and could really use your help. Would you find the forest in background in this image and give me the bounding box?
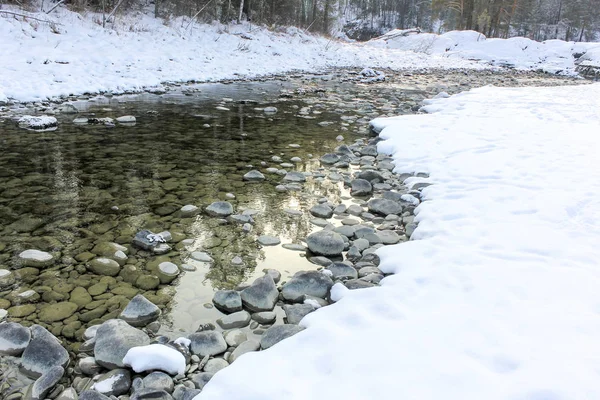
[5,0,600,41]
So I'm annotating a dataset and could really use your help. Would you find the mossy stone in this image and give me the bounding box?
[70,287,92,307]
[135,275,160,290]
[79,306,108,323]
[88,282,108,296]
[8,304,36,317]
[42,291,65,302]
[75,252,96,262]
[88,258,120,276]
[111,286,139,298]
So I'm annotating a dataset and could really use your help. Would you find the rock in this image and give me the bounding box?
[132,230,162,250]
[326,262,358,280]
[7,304,36,318]
[93,369,131,396]
[360,145,378,157]
[281,270,334,302]
[229,340,260,363]
[18,250,54,268]
[309,204,333,219]
[320,153,340,165]
[282,243,306,251]
[38,302,78,322]
[130,388,173,400]
[334,225,356,238]
[143,371,174,393]
[153,243,172,255]
[0,269,16,288]
[251,311,276,325]
[212,290,242,313]
[136,275,160,290]
[94,319,150,369]
[204,358,229,373]
[306,230,345,256]
[367,198,403,216]
[190,373,213,390]
[20,325,69,378]
[188,331,227,357]
[283,304,315,324]
[69,286,92,307]
[56,387,78,400]
[308,256,333,267]
[263,106,278,113]
[351,179,373,196]
[0,322,31,356]
[257,235,281,246]
[119,294,161,327]
[344,279,377,290]
[264,269,281,283]
[378,230,401,244]
[88,257,120,276]
[240,275,278,312]
[217,310,251,329]
[260,325,305,350]
[79,357,102,375]
[157,262,180,284]
[282,171,306,182]
[224,329,247,347]
[79,391,111,400]
[205,201,234,217]
[17,115,58,130]
[243,170,265,181]
[180,205,199,217]
[406,222,417,237]
[356,170,385,182]
[116,115,136,123]
[174,387,202,400]
[190,252,213,263]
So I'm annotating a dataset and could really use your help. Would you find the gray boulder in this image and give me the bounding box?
[351,179,373,196]
[281,270,334,302]
[27,365,64,400]
[94,319,150,369]
[282,171,306,183]
[257,235,281,246]
[356,170,385,182]
[205,201,234,217]
[306,230,345,256]
[326,262,358,280]
[283,304,315,324]
[309,204,333,219]
[188,331,227,357]
[212,290,242,313]
[251,311,276,324]
[260,325,305,350]
[20,325,69,378]
[190,373,213,390]
[0,322,31,356]
[119,294,161,327]
[240,275,278,312]
[216,310,251,329]
[367,198,403,216]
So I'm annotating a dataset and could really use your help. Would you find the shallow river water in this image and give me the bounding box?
[0,70,586,348]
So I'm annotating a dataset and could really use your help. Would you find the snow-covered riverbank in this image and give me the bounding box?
[196,83,600,399]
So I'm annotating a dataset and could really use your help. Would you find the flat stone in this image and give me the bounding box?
[260,325,305,350]
[205,201,234,217]
[224,329,247,347]
[190,251,213,263]
[180,205,199,217]
[38,302,78,323]
[309,204,333,219]
[20,325,69,378]
[378,230,401,244]
[326,262,358,280]
[351,179,373,196]
[240,275,278,312]
[189,331,227,357]
[306,230,345,256]
[368,198,403,216]
[345,279,377,290]
[320,153,340,165]
[212,290,242,313]
[190,373,213,390]
[130,388,173,400]
[79,357,102,375]
[282,171,306,182]
[157,262,180,284]
[88,257,120,276]
[282,270,334,302]
[79,391,111,400]
[119,294,161,327]
[0,322,31,356]
[283,304,315,324]
[257,235,281,246]
[282,243,306,251]
[18,250,54,268]
[27,366,64,400]
[243,170,265,181]
[251,312,276,325]
[94,319,150,369]
[216,310,251,329]
[0,269,16,288]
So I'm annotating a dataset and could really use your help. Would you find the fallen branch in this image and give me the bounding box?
[372,28,421,41]
[46,0,66,14]
[0,9,62,25]
[185,0,215,31]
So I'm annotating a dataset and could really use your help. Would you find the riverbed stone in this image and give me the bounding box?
[368,198,403,216]
[79,391,111,400]
[143,371,174,393]
[136,274,160,290]
[8,304,37,318]
[0,269,15,288]
[27,365,64,400]
[190,251,213,263]
[326,262,358,280]
[188,331,227,357]
[306,230,345,256]
[281,270,334,302]
[93,369,131,396]
[251,311,276,324]
[320,153,340,165]
[217,310,251,329]
[38,302,77,323]
[224,329,247,347]
[119,294,161,327]
[356,169,385,182]
[130,388,173,400]
[243,170,265,181]
[212,290,242,313]
[79,357,102,375]
[94,319,150,369]
[0,322,31,356]
[309,204,333,219]
[204,358,229,374]
[240,275,278,312]
[18,250,54,268]
[88,257,120,276]
[282,171,306,182]
[283,304,315,324]
[351,179,373,196]
[20,325,69,378]
[190,373,213,390]
[260,325,305,350]
[157,262,180,284]
[205,201,234,217]
[70,286,92,307]
[257,235,281,246]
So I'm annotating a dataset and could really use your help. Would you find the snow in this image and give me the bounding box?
[0,6,484,103]
[92,375,120,394]
[196,83,600,399]
[123,344,186,376]
[174,337,191,348]
[16,115,58,129]
[369,30,600,74]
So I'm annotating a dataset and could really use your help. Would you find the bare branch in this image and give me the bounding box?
[0,10,63,25]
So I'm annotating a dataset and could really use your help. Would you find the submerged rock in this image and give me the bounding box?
[240,275,278,312]
[17,249,54,268]
[205,201,234,217]
[243,170,266,181]
[306,230,345,256]
[212,290,242,313]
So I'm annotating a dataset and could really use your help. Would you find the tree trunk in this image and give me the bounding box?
[154,0,159,18]
[238,0,244,22]
[323,0,329,33]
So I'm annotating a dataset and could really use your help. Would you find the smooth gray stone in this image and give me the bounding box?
[130,388,174,400]
[55,387,78,400]
[346,245,362,262]
[309,256,333,267]
[320,153,340,165]
[260,325,305,350]
[283,304,315,324]
[224,329,247,347]
[406,222,418,237]
[79,357,102,375]
[251,311,276,324]
[333,204,347,214]
[205,201,234,217]
[132,230,157,251]
[203,358,229,374]
[326,262,358,280]
[347,204,364,216]
[264,269,281,284]
[243,170,265,181]
[282,243,306,252]
[94,319,150,369]
[93,369,131,396]
[309,204,333,219]
[212,290,242,313]
[356,169,384,182]
[257,235,281,246]
[0,322,31,356]
[360,145,378,157]
[20,325,69,378]
[382,191,404,202]
[334,225,355,239]
[306,230,345,256]
[173,387,202,400]
[119,294,161,327]
[378,230,401,244]
[216,311,251,329]
[143,371,174,393]
[190,373,214,390]
[28,366,64,400]
[354,226,376,238]
[229,340,260,363]
[79,391,111,400]
[368,198,403,216]
[350,179,373,196]
[240,275,278,312]
[345,279,377,290]
[282,171,306,182]
[281,270,334,302]
[188,331,227,357]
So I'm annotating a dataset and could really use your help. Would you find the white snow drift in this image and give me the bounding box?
[196,83,600,399]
